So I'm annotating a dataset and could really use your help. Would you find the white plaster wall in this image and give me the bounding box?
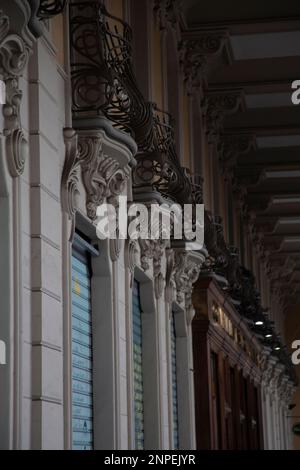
[27,38,66,449]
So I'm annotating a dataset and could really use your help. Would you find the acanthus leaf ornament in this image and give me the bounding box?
[77,133,130,220]
[0,8,31,178]
[179,30,230,93]
[173,250,204,325]
[139,237,166,299]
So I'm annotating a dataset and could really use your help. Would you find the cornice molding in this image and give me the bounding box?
[153,0,183,31]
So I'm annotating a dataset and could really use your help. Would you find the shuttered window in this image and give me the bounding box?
[171,312,179,449]
[132,280,145,450]
[72,237,94,450]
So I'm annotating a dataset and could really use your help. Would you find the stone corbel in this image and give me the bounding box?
[262,355,278,397]
[61,127,80,219]
[202,89,245,144]
[165,247,175,302]
[0,6,33,178]
[179,30,230,94]
[139,237,166,299]
[218,133,256,180]
[153,0,183,31]
[125,238,138,287]
[173,249,206,325]
[62,129,131,220]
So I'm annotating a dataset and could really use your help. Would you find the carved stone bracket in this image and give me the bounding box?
[179,30,230,93]
[61,128,80,222]
[61,129,131,225]
[0,6,32,177]
[153,0,183,30]
[218,133,256,179]
[1,2,68,175]
[125,239,138,287]
[139,236,166,299]
[202,90,245,144]
[78,132,131,220]
[173,250,206,325]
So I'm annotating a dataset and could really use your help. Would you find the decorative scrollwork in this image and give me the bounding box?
[202,90,244,143]
[37,0,68,18]
[179,30,229,91]
[133,107,193,204]
[69,1,193,206]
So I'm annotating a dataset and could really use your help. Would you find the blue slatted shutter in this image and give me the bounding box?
[171,312,179,449]
[132,280,145,449]
[72,237,94,450]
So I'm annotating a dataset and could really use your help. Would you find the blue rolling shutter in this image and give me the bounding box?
[171,312,179,449]
[132,280,144,450]
[72,238,94,450]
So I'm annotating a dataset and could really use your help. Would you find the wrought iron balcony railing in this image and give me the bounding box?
[69,1,193,205]
[69,1,153,142]
[133,106,193,204]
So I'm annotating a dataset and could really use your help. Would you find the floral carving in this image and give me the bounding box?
[78,134,130,220]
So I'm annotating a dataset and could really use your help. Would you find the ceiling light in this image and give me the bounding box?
[265,334,272,338]
[255,320,264,326]
[275,346,281,351]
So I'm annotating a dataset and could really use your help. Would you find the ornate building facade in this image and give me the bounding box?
[0,0,299,450]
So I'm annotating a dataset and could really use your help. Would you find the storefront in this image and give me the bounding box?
[192,276,264,450]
